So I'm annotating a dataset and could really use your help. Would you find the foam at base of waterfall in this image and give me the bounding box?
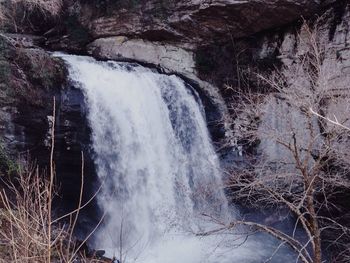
[101,230,295,263]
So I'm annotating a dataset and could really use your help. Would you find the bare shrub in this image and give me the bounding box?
[0,165,106,263]
[0,98,106,262]
[0,164,59,262]
[207,21,350,263]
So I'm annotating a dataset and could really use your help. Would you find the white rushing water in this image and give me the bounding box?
[57,54,294,263]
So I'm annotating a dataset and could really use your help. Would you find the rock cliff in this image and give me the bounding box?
[81,0,334,42]
[1,0,350,258]
[48,0,344,113]
[61,0,350,153]
[0,35,99,231]
[57,0,338,77]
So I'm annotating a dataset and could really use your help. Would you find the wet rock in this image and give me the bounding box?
[54,84,101,236]
[87,35,229,151]
[0,34,100,237]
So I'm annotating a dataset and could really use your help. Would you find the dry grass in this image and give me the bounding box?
[0,98,106,262]
[0,165,59,263]
[0,0,63,29]
[11,0,63,16]
[0,165,106,263]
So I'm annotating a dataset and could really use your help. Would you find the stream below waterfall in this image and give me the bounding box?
[56,54,296,263]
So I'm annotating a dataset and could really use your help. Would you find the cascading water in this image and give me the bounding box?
[57,54,295,263]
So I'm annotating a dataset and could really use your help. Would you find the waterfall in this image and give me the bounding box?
[57,54,293,263]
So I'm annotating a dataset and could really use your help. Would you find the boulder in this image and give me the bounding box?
[87,36,196,77]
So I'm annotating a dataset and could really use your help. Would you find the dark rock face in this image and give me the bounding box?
[54,0,345,96]
[0,36,100,236]
[54,83,101,237]
[49,0,336,75]
[0,36,66,171]
[80,0,331,44]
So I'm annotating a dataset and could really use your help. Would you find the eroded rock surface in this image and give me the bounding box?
[0,36,99,233]
[83,0,333,43]
[54,0,338,80]
[87,36,196,76]
[0,35,66,171]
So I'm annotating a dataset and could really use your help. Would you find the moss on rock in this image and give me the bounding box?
[0,35,67,106]
[0,34,67,175]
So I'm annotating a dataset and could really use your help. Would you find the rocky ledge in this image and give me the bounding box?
[49,0,340,82]
[46,1,342,113]
[82,0,335,44]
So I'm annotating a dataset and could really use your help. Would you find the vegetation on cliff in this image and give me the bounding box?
[0,0,62,33]
[220,21,350,263]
